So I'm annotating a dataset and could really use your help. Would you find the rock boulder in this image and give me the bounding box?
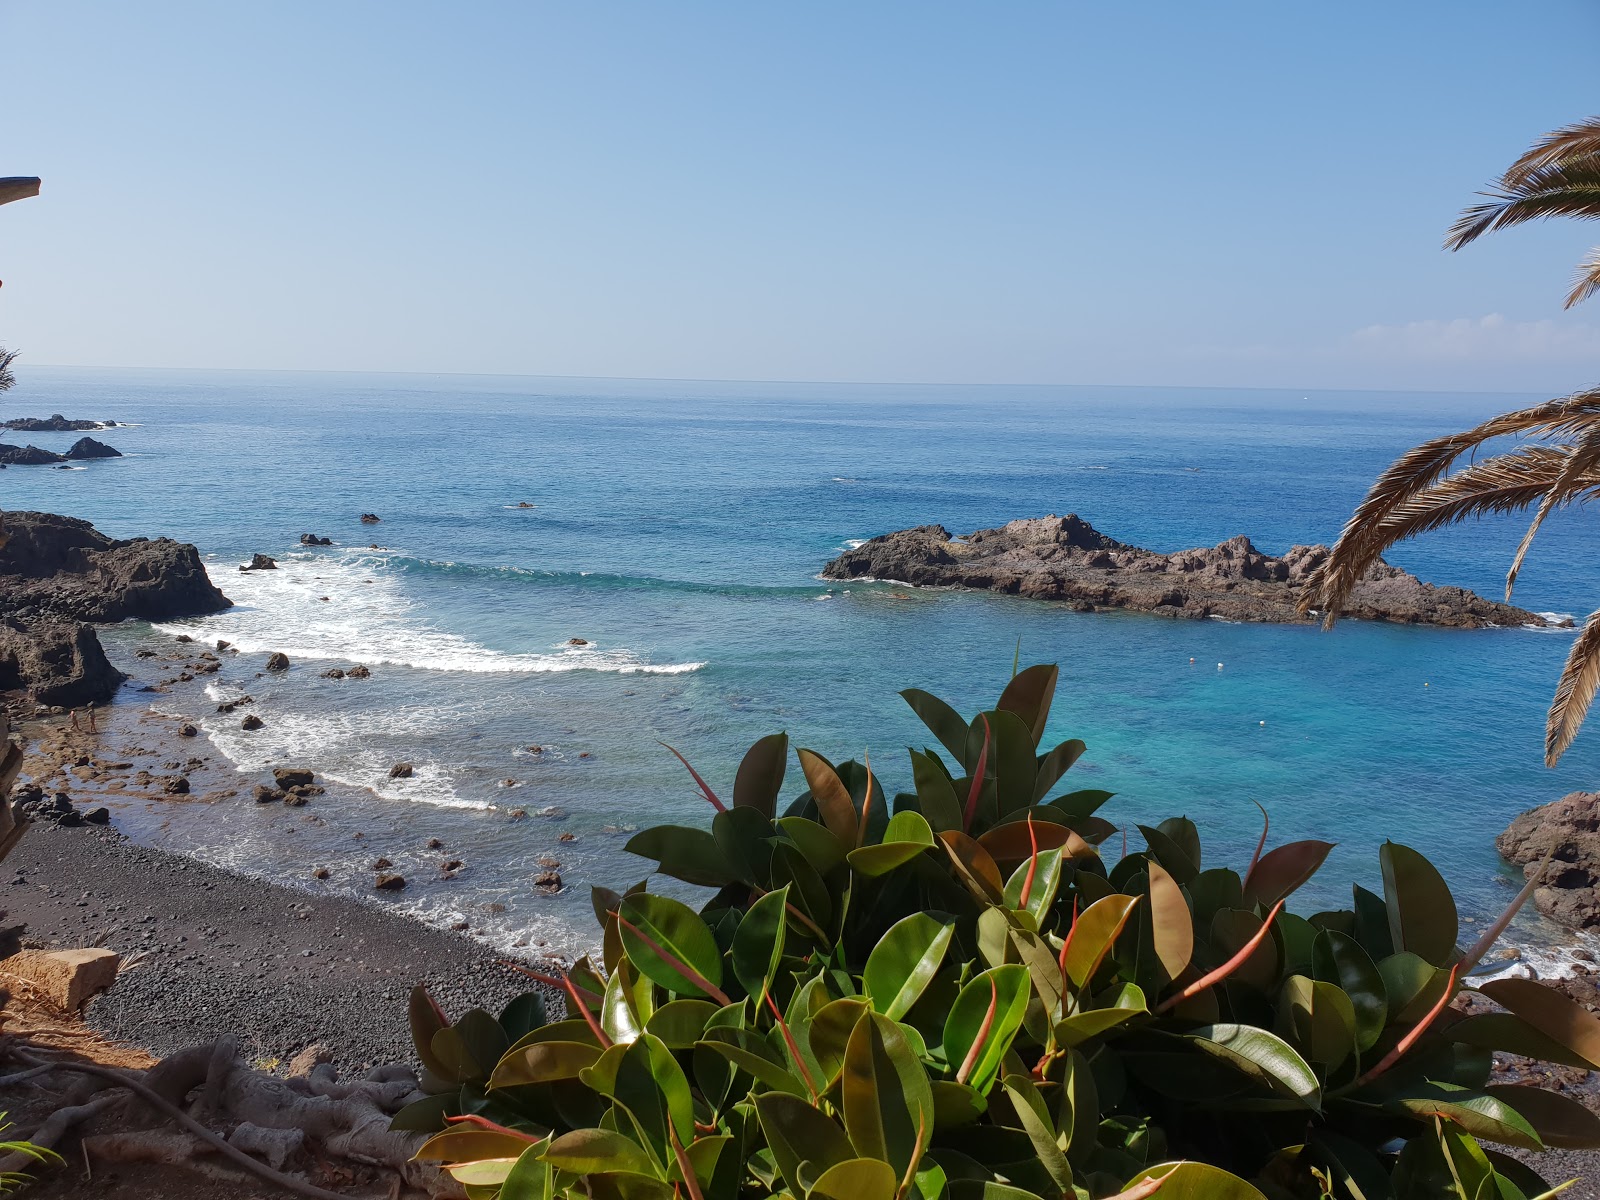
[64,437,121,460]
[822,515,1548,628]
[1497,791,1600,930]
[0,617,125,706]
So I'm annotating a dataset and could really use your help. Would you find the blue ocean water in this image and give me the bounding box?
[3,367,1596,959]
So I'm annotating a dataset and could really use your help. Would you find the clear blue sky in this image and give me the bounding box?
[4,1,1599,391]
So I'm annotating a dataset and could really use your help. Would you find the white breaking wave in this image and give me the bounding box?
[840,538,868,550]
[155,551,705,676]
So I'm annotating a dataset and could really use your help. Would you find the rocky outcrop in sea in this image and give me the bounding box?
[1498,791,1600,931]
[65,437,121,460]
[0,444,67,466]
[822,514,1550,628]
[3,414,115,432]
[0,512,231,704]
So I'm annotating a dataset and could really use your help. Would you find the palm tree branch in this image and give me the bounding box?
[1500,117,1600,186]
[1566,245,1600,309]
[1446,165,1600,250]
[1507,428,1600,598]
[1301,392,1600,621]
[1548,608,1600,765]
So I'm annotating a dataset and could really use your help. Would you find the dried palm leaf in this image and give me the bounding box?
[1548,608,1600,765]
[1568,244,1600,309]
[1302,391,1600,622]
[1370,447,1600,547]
[1497,116,1600,187]
[1447,158,1600,250]
[1507,427,1600,598]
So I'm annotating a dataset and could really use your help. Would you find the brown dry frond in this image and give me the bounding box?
[1567,245,1600,309]
[1301,390,1600,623]
[1499,116,1600,186]
[1369,446,1600,547]
[1548,608,1600,765]
[1446,158,1600,251]
[1507,428,1600,598]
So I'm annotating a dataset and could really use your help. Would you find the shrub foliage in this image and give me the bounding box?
[400,665,1599,1199]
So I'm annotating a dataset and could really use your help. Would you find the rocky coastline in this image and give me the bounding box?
[0,511,231,706]
[823,514,1552,628]
[3,413,118,432]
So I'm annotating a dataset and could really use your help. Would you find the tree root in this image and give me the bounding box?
[1,1041,462,1198]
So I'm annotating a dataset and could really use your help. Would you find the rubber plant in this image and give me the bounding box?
[401,666,1598,1199]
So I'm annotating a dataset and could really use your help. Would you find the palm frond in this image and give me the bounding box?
[1500,116,1600,186]
[1445,159,1600,250]
[0,346,16,394]
[1567,245,1600,309]
[1548,608,1600,765]
[1368,446,1600,544]
[1507,428,1600,598]
[1301,390,1600,622]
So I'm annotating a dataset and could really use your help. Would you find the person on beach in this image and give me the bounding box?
[69,708,80,732]
[87,701,98,734]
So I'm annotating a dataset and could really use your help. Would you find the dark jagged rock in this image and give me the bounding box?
[0,511,232,623]
[265,651,290,672]
[3,414,113,432]
[243,553,277,571]
[300,533,332,546]
[822,515,1549,629]
[64,437,121,460]
[0,444,66,466]
[360,513,381,523]
[0,617,125,706]
[1498,792,1600,930]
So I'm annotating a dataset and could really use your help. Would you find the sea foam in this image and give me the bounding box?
[155,551,705,677]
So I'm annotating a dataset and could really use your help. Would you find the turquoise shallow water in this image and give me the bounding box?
[3,367,1596,959]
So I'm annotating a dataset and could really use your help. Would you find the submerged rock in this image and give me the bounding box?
[240,713,265,731]
[360,513,381,523]
[1498,791,1600,930]
[265,652,290,672]
[822,515,1549,628]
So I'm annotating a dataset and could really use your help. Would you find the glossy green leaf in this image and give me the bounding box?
[489,1041,603,1088]
[911,748,965,833]
[849,809,936,876]
[644,999,718,1050]
[1447,1012,1600,1071]
[1277,975,1357,1071]
[733,732,788,816]
[624,825,737,888]
[414,1127,544,1166]
[1380,841,1459,966]
[1065,894,1141,988]
[1138,823,1199,885]
[1184,1023,1322,1110]
[498,1142,555,1200]
[408,986,453,1080]
[902,688,971,762]
[1147,859,1193,984]
[697,1026,809,1096]
[998,663,1058,747]
[1243,839,1335,909]
[498,992,549,1044]
[1479,976,1600,1069]
[711,804,775,887]
[388,1092,457,1133]
[811,1157,900,1200]
[542,1128,658,1176]
[612,1033,693,1171]
[798,992,862,1078]
[1000,1074,1073,1194]
[1311,929,1388,1053]
[1054,985,1147,1047]
[1121,1161,1268,1200]
[1209,908,1281,991]
[842,1010,935,1174]
[1052,788,1115,819]
[944,964,1030,1094]
[1383,1082,1542,1149]
[753,1092,854,1195]
[797,747,861,845]
[1304,1130,1392,1200]
[864,912,955,1020]
[1377,951,1446,1022]
[1033,738,1087,802]
[1487,1083,1600,1148]
[730,885,789,1001]
[1004,847,1063,922]
[617,892,726,1001]
[601,958,651,1045]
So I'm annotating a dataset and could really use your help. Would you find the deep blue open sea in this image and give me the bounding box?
[4,367,1597,962]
